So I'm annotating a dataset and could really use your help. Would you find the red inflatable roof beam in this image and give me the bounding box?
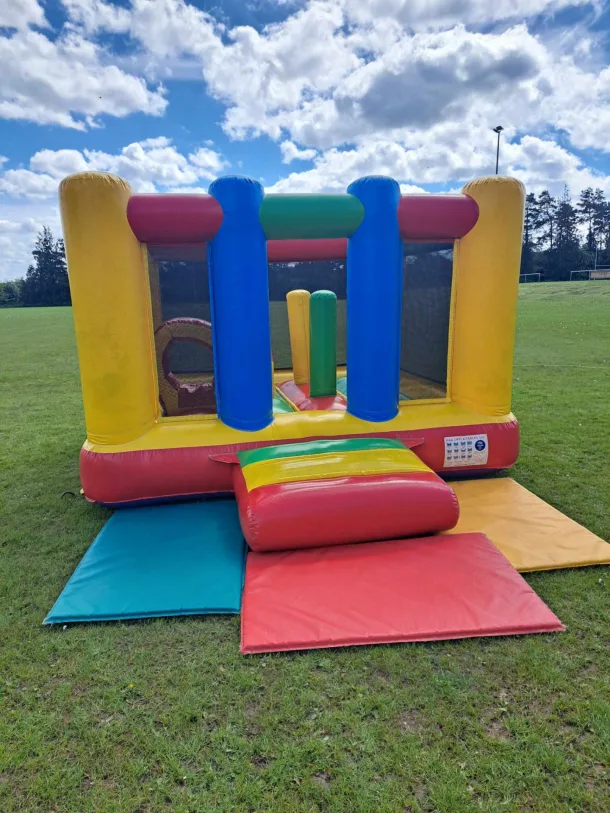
[398,194,479,241]
[127,195,223,244]
[268,238,347,262]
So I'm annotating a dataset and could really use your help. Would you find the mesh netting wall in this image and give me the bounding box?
[158,257,213,374]
[400,243,454,388]
[269,260,346,369]
[154,249,452,390]
[156,256,347,373]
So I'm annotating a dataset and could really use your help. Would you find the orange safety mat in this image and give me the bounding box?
[449,478,610,572]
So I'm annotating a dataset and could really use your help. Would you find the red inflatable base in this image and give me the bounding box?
[81,420,519,505]
[240,533,564,654]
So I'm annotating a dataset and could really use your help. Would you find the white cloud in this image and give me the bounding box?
[400,184,429,194]
[343,0,595,29]
[0,170,59,199]
[0,215,43,278]
[60,0,131,32]
[280,141,318,163]
[0,0,47,29]
[0,26,167,129]
[333,26,546,132]
[62,0,362,140]
[266,141,435,192]
[504,135,610,196]
[208,2,362,141]
[162,186,209,194]
[267,132,610,196]
[0,218,41,234]
[63,0,222,54]
[549,63,610,152]
[63,0,609,167]
[188,147,228,178]
[79,138,229,190]
[29,150,90,178]
[51,0,610,164]
[0,138,229,198]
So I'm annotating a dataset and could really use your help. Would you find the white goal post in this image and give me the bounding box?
[569,269,591,281]
[519,272,541,283]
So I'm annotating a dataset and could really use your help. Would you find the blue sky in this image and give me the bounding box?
[1,0,610,278]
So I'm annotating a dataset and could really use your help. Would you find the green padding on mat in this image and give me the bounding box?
[238,437,406,468]
[44,501,246,624]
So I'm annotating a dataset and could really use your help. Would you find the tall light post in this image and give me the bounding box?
[493,126,504,174]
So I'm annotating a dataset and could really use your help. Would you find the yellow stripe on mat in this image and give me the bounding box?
[243,448,431,491]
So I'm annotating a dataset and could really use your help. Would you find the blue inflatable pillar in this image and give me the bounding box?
[207,177,273,431]
[346,176,403,422]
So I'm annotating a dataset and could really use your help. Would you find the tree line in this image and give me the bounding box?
[0,228,70,307]
[521,186,610,280]
[3,190,609,308]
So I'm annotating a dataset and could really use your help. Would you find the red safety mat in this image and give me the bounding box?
[241,533,564,654]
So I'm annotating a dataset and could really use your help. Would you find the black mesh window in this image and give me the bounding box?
[400,243,453,400]
[157,256,212,374]
[150,249,216,416]
[268,260,346,370]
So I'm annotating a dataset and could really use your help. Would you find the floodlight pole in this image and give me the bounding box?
[493,126,504,174]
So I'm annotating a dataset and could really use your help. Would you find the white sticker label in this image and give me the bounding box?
[444,433,489,467]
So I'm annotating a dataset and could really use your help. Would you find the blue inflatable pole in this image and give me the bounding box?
[207,177,273,431]
[346,176,403,422]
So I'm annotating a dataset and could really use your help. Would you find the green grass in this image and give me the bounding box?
[1,283,609,812]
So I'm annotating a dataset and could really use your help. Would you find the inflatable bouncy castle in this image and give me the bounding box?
[50,171,609,646]
[59,173,524,506]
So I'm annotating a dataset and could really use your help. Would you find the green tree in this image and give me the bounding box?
[536,190,558,250]
[521,192,540,276]
[591,189,609,261]
[551,187,584,280]
[591,189,607,242]
[21,227,70,307]
[556,187,579,246]
[0,279,23,307]
[577,187,598,251]
[523,192,540,246]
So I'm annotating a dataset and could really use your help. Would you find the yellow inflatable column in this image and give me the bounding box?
[286,289,311,385]
[59,172,158,445]
[450,176,525,416]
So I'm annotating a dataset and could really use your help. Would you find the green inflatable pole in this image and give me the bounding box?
[309,290,337,397]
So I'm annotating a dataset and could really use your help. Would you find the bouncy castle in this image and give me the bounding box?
[60,173,522,506]
[48,171,609,650]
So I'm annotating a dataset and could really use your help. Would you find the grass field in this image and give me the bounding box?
[1,282,609,812]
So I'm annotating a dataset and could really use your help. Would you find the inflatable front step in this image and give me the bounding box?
[233,438,459,552]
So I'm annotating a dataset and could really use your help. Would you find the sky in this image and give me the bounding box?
[1,0,610,279]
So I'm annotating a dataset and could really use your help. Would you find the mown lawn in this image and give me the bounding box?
[0,282,608,812]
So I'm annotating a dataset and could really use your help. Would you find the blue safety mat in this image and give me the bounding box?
[45,501,246,624]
